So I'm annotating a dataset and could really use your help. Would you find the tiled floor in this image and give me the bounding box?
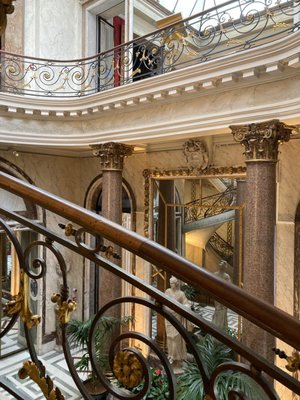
[0,325,82,400]
[0,306,239,399]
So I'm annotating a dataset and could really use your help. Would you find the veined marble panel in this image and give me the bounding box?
[277,140,300,222]
[24,0,82,59]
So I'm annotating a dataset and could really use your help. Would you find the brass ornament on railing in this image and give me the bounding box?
[3,269,41,329]
[113,350,144,389]
[51,293,76,325]
[273,347,300,373]
[18,361,65,400]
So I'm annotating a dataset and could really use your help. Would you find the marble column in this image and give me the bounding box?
[233,179,246,286]
[90,142,133,314]
[230,119,293,362]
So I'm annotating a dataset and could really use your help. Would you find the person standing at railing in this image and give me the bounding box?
[164,276,192,367]
[212,260,231,330]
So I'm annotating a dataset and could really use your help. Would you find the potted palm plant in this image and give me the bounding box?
[67,314,131,400]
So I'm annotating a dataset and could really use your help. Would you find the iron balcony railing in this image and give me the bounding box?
[0,172,299,399]
[208,232,234,263]
[184,185,236,224]
[0,0,299,97]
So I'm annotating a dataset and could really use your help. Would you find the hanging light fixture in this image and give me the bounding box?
[0,0,16,37]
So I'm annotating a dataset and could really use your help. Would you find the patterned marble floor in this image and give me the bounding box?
[0,325,82,400]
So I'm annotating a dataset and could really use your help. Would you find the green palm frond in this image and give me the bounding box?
[177,334,265,400]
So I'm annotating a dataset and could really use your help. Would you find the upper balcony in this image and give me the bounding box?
[1,0,299,98]
[0,0,299,150]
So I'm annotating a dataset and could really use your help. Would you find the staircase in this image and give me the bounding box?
[0,172,299,399]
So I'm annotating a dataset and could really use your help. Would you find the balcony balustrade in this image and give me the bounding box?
[0,0,299,97]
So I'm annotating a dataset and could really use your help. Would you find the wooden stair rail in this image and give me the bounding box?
[0,171,299,350]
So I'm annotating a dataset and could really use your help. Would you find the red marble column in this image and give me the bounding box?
[90,143,133,314]
[234,179,246,287]
[230,119,293,362]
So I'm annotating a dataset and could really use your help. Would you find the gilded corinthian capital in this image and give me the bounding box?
[0,0,15,36]
[90,142,134,171]
[230,120,294,161]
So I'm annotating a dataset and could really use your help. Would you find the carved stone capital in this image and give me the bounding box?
[90,142,134,171]
[0,0,15,36]
[230,119,294,162]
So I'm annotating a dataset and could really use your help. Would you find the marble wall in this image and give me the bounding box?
[23,0,82,59]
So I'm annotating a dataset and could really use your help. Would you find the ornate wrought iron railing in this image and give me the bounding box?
[208,232,234,263]
[184,185,236,224]
[0,0,299,97]
[0,171,299,399]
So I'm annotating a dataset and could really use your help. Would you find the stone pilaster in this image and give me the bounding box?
[0,0,15,36]
[90,142,133,313]
[230,119,294,362]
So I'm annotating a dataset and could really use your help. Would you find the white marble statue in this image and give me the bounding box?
[212,260,231,330]
[164,276,190,365]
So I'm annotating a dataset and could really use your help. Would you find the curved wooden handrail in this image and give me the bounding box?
[0,171,299,350]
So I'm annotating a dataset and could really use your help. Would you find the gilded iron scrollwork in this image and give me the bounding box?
[4,269,41,328]
[18,361,65,400]
[51,293,77,325]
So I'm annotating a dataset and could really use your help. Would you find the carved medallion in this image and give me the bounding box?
[183,139,209,171]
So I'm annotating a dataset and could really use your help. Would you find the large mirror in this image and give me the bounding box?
[143,162,246,343]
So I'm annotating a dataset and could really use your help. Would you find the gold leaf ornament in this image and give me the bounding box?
[113,350,144,389]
